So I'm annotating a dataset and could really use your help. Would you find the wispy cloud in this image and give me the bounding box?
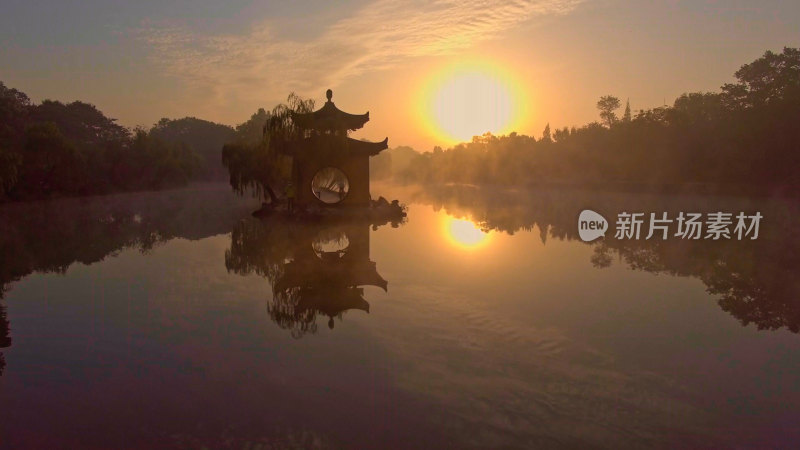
[138,0,584,118]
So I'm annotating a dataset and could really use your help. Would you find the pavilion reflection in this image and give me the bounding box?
[226,217,396,337]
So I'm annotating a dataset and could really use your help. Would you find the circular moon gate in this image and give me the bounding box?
[312,231,350,257]
[311,167,350,204]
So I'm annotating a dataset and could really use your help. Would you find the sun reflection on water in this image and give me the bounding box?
[444,216,492,250]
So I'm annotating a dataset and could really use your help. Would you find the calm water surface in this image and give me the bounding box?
[0,183,798,449]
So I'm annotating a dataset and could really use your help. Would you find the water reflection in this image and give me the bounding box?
[0,184,258,299]
[0,304,10,376]
[444,216,492,249]
[0,182,796,342]
[0,184,259,375]
[226,217,391,337]
[0,183,798,446]
[407,184,800,333]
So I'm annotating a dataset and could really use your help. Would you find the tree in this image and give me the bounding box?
[722,47,800,109]
[622,99,631,122]
[149,117,235,180]
[0,82,32,195]
[671,92,723,122]
[222,93,315,204]
[0,148,21,196]
[0,82,32,147]
[552,126,570,143]
[17,122,83,195]
[541,123,552,142]
[32,100,130,149]
[597,95,621,127]
[127,129,200,189]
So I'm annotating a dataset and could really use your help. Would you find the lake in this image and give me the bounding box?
[1,183,798,449]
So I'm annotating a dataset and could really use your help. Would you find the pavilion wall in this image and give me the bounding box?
[294,154,372,208]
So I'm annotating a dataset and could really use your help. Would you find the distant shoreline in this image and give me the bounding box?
[380,179,800,199]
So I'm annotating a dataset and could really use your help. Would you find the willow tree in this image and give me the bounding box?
[222,93,315,204]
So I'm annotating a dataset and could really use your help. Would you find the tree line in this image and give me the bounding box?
[392,47,800,194]
[2,47,797,202]
[0,84,235,201]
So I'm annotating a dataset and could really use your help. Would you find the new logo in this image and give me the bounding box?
[578,209,608,242]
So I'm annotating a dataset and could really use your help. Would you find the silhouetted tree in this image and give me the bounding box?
[721,47,800,109]
[553,126,570,143]
[0,82,32,196]
[0,83,211,201]
[542,123,552,143]
[126,129,201,189]
[18,123,83,195]
[0,81,33,147]
[149,117,235,180]
[32,100,129,149]
[597,95,621,127]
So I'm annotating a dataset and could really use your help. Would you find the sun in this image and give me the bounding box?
[418,61,528,144]
[444,217,492,250]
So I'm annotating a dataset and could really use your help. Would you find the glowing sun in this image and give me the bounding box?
[419,61,527,143]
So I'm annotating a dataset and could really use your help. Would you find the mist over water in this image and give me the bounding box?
[0,183,798,448]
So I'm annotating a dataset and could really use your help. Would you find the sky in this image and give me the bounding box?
[1,0,798,151]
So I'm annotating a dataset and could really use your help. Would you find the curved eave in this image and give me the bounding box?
[348,137,388,156]
[291,102,370,131]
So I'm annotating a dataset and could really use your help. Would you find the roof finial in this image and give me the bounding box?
[326,89,333,102]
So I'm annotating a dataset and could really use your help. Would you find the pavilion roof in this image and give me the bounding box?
[291,89,370,132]
[296,287,371,317]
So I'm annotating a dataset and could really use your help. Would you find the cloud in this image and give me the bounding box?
[138,0,583,118]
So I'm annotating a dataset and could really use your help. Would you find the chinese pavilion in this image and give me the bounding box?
[290,89,388,208]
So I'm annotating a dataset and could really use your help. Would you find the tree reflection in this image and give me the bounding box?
[413,184,800,333]
[0,185,259,374]
[226,217,391,338]
[0,186,257,298]
[592,236,800,332]
[0,304,10,375]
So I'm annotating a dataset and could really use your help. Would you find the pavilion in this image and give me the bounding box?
[290,89,388,208]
